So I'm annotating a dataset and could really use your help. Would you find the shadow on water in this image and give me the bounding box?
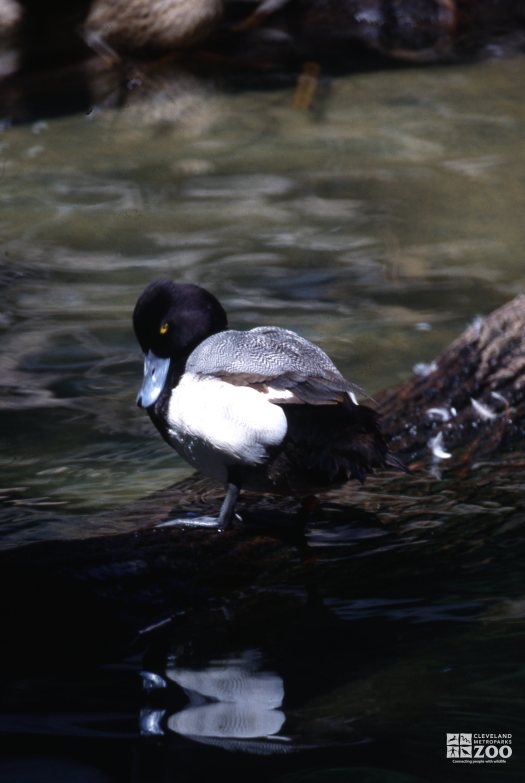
[1,459,524,782]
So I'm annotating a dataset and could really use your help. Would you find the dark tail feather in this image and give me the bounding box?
[276,402,408,490]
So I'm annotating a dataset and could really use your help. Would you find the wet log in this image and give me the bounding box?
[379,293,525,466]
[1,295,525,668]
[224,0,525,66]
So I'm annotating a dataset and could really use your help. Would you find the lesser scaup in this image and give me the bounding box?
[133,280,404,529]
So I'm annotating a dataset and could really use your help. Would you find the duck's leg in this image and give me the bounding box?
[216,482,240,530]
[156,481,241,532]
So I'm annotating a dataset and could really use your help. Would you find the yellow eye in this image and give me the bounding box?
[159,322,169,335]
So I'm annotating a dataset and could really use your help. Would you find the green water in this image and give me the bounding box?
[0,46,525,783]
[1,50,525,783]
[1,55,524,547]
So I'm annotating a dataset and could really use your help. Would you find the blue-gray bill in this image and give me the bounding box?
[137,350,170,408]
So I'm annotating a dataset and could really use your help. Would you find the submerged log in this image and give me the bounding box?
[1,295,525,667]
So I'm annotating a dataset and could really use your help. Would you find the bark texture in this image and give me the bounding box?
[379,294,525,466]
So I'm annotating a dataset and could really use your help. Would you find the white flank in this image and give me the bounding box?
[167,665,284,708]
[166,374,287,482]
[262,386,301,403]
[167,702,286,739]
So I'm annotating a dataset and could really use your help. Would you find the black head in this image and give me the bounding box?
[133,280,228,360]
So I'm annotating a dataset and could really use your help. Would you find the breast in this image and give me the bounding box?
[165,374,288,482]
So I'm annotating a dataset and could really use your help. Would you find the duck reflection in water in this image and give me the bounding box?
[141,651,289,753]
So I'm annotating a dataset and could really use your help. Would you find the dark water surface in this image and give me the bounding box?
[1,54,525,782]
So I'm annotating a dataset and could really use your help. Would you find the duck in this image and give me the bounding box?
[133,279,404,529]
[84,0,223,56]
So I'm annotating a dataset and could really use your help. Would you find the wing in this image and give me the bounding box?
[185,326,366,406]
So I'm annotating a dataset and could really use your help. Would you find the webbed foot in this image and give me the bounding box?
[156,514,240,531]
[157,482,241,532]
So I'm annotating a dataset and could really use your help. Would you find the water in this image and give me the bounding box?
[0,53,524,782]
